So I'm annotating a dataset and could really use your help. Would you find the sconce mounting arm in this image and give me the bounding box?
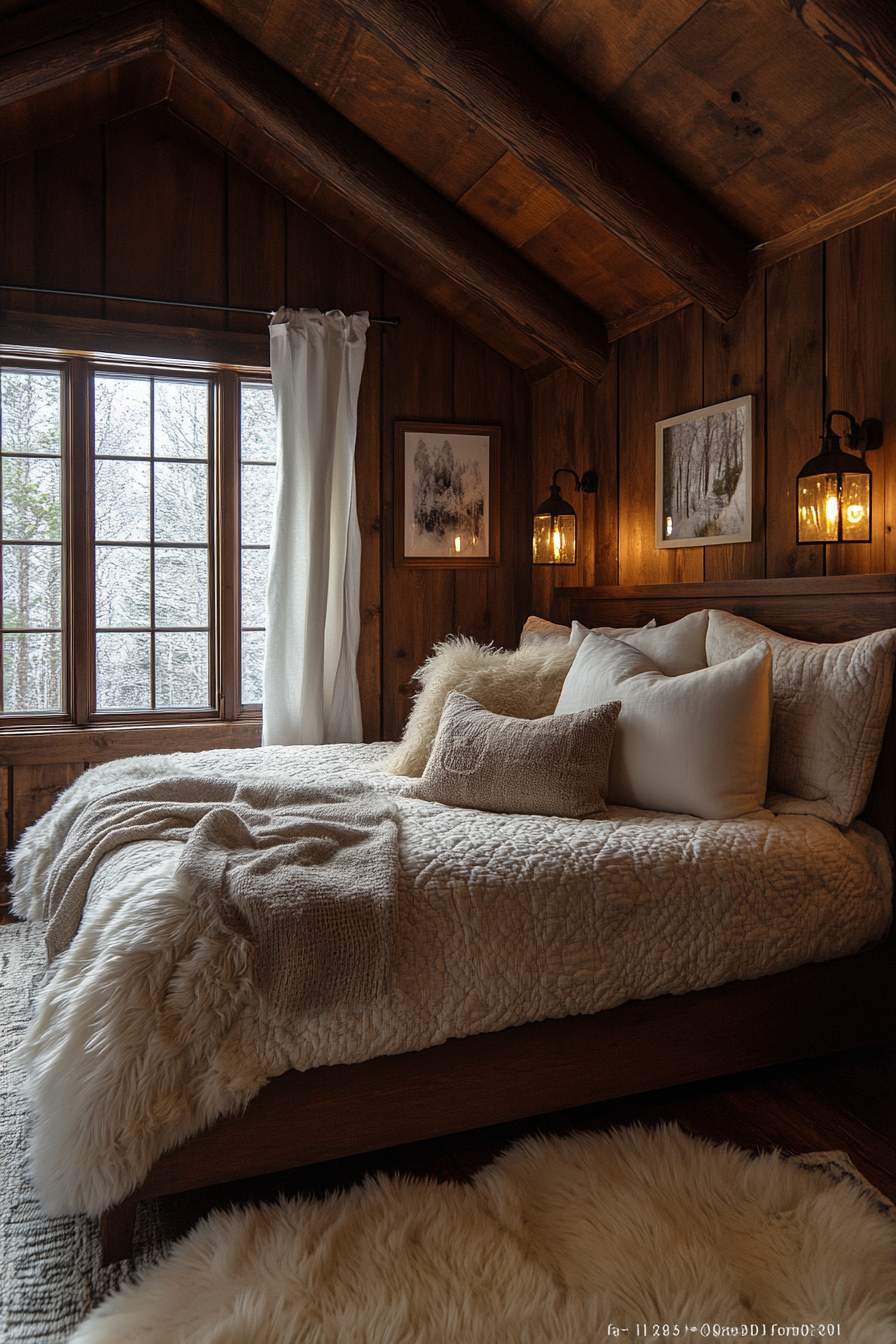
[823,410,883,456]
[551,467,599,495]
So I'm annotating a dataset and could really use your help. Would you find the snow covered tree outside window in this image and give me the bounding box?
[0,368,63,712]
[239,381,276,705]
[93,373,211,710]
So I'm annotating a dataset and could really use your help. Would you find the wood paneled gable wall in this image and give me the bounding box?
[0,103,531,859]
[531,209,896,617]
[0,0,609,383]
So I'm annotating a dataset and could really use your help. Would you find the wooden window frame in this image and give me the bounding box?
[0,339,270,736]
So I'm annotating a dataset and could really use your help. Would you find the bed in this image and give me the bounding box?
[12,574,896,1263]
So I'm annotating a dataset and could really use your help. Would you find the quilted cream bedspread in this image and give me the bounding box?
[11,742,893,1216]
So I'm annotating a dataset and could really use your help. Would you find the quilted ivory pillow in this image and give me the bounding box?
[403,690,621,817]
[380,636,577,777]
[705,609,896,826]
[555,633,772,820]
[570,609,709,676]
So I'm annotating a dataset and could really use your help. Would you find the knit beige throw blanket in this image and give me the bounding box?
[42,776,399,1018]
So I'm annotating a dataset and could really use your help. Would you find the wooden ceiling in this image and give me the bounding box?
[1,0,895,381]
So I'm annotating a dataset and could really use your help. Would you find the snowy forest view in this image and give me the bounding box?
[1,369,63,712]
[240,383,277,704]
[406,433,489,557]
[92,373,212,711]
[0,369,276,714]
[661,403,748,542]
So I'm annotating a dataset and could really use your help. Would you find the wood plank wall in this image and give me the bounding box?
[0,103,530,871]
[531,210,896,615]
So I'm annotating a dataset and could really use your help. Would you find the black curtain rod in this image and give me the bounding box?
[0,283,400,326]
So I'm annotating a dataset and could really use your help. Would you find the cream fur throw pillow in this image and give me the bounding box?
[380,636,577,777]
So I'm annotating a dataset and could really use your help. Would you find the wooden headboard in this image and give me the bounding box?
[552,574,896,853]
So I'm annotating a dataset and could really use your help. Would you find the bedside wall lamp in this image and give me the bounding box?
[796,410,883,545]
[533,467,598,565]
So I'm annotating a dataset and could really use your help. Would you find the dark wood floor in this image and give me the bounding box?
[160,1040,896,1245]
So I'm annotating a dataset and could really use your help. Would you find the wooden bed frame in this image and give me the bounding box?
[100,574,896,1261]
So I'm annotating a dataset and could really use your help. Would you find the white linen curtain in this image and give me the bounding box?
[263,307,369,745]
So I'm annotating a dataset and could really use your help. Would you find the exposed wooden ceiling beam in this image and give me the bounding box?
[0,0,163,104]
[782,0,896,112]
[165,1,608,380]
[751,176,896,273]
[0,0,610,382]
[336,0,750,322]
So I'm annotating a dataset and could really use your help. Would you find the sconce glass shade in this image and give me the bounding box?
[533,488,577,565]
[796,447,871,544]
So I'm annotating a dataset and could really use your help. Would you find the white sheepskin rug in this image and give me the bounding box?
[70,1125,896,1344]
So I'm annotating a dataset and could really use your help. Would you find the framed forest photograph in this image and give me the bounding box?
[656,395,752,549]
[394,421,500,568]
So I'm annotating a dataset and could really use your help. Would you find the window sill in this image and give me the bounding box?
[0,719,262,765]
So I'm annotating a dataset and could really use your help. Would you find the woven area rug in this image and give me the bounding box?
[4,922,896,1344]
[0,922,174,1343]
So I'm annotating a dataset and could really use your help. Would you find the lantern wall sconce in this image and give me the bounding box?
[796,410,884,545]
[533,467,598,565]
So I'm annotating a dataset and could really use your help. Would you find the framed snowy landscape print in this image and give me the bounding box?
[394,421,500,567]
[656,396,752,549]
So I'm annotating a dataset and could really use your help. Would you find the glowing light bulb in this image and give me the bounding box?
[552,528,561,560]
[454,535,461,552]
[825,493,840,525]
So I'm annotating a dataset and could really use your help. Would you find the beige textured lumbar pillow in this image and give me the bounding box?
[705,609,896,826]
[403,690,621,817]
[380,636,577,777]
[555,633,772,820]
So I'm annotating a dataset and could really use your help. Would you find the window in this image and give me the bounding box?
[0,350,276,725]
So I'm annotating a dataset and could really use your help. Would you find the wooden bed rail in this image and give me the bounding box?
[101,930,896,1261]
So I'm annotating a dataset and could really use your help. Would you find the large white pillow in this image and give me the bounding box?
[380,636,576,777]
[706,610,896,826]
[555,633,772,820]
[570,609,708,676]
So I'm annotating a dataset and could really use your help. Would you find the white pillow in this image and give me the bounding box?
[706,610,896,826]
[555,633,772,820]
[380,636,576,777]
[567,618,657,650]
[571,610,708,676]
